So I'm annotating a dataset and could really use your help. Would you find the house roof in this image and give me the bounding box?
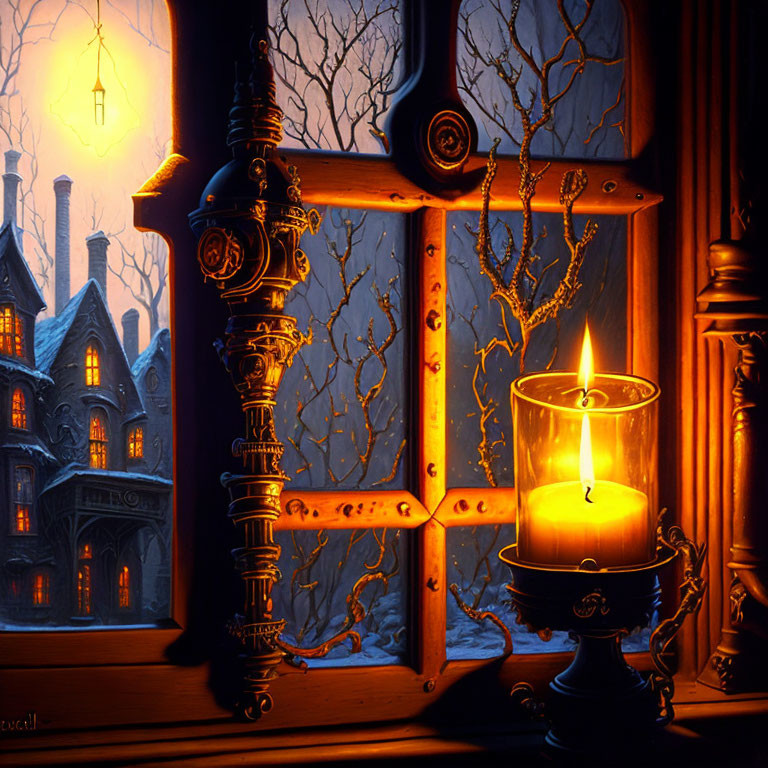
[1,438,57,463]
[34,281,93,374]
[41,465,173,494]
[132,327,170,381]
[0,355,54,384]
[0,222,46,314]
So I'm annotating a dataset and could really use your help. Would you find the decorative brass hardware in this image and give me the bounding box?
[649,525,707,723]
[698,236,768,692]
[425,110,472,171]
[425,309,441,331]
[190,33,316,720]
[572,589,609,619]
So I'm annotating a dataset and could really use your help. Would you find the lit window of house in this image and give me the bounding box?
[0,304,23,357]
[32,573,50,606]
[79,543,92,559]
[85,344,101,386]
[77,566,91,616]
[89,414,108,469]
[11,388,27,429]
[12,467,33,534]
[128,426,144,459]
[118,566,130,609]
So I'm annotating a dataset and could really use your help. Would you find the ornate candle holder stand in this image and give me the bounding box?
[189,35,318,720]
[499,523,706,759]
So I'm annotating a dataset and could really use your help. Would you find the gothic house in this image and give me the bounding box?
[0,152,172,627]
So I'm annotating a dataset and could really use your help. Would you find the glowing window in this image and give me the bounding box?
[11,388,28,429]
[77,565,91,616]
[85,345,101,386]
[32,573,50,606]
[13,467,33,534]
[128,426,144,459]
[0,305,24,357]
[118,566,130,609]
[79,543,93,559]
[9,577,21,600]
[89,414,108,469]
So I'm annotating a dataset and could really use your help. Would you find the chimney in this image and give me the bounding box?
[54,175,73,315]
[122,309,140,366]
[86,230,109,301]
[3,150,22,226]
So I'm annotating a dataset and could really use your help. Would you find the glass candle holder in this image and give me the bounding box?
[511,372,659,569]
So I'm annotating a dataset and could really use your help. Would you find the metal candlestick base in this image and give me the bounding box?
[500,525,706,758]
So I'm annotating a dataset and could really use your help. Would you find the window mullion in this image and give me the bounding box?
[415,207,447,678]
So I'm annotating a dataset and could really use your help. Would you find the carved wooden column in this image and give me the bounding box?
[696,0,768,691]
[189,33,316,718]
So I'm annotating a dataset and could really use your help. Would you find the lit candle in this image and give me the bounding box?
[522,324,652,568]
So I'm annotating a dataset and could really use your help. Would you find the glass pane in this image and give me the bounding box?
[447,211,627,488]
[458,0,626,159]
[269,0,402,153]
[273,527,408,667]
[446,524,653,658]
[1,0,172,629]
[276,207,408,490]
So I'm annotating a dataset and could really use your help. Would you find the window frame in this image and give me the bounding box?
[10,465,34,536]
[0,303,24,358]
[32,572,50,607]
[88,410,109,469]
[127,425,144,460]
[0,0,691,738]
[85,343,101,387]
[77,563,92,616]
[10,385,28,430]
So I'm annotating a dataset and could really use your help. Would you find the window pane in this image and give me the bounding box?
[269,0,402,153]
[447,211,627,488]
[276,208,408,490]
[0,0,172,629]
[446,524,574,658]
[273,527,408,667]
[458,0,626,159]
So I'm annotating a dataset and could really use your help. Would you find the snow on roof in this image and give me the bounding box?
[2,438,57,463]
[42,464,173,494]
[34,281,92,374]
[0,355,54,384]
[132,327,171,381]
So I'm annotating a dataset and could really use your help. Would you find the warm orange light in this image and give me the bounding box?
[579,413,595,497]
[48,8,141,157]
[579,321,593,395]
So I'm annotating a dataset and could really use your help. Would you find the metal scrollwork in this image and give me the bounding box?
[649,525,707,723]
[197,227,245,281]
[426,110,471,171]
[190,32,316,720]
[572,589,610,619]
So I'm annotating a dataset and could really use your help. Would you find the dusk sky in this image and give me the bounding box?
[1,0,171,351]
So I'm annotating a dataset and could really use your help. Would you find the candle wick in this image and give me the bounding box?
[585,486,594,503]
[581,388,589,408]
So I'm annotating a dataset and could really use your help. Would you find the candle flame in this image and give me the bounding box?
[579,322,593,396]
[580,412,595,500]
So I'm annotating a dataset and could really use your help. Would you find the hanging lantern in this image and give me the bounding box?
[92,75,105,126]
[49,0,140,155]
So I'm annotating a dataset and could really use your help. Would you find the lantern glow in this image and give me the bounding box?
[511,324,659,568]
[48,1,142,157]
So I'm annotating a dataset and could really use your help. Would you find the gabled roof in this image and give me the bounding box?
[34,279,145,419]
[0,222,46,314]
[132,327,170,381]
[34,281,92,374]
